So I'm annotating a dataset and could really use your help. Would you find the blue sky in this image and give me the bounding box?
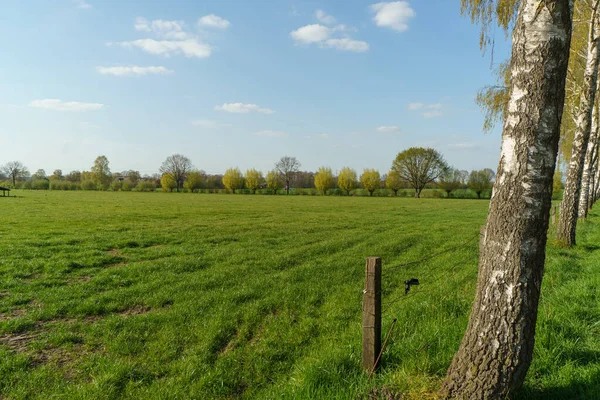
[0,0,511,176]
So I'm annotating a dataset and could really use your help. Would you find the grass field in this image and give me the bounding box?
[1,191,599,399]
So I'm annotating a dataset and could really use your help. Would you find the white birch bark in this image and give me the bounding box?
[442,0,573,398]
[557,2,600,244]
[580,99,600,218]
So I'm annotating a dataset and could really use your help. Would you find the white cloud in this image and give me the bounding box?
[113,39,212,58]
[96,66,173,76]
[316,10,336,25]
[370,1,415,32]
[76,0,92,9]
[290,24,331,43]
[254,130,288,137]
[408,103,444,118]
[318,133,329,139]
[134,17,151,32]
[291,12,368,53]
[198,14,231,29]
[377,126,400,133]
[215,103,274,114]
[191,119,231,128]
[192,119,219,128]
[323,38,369,52]
[133,18,188,39]
[29,99,104,112]
[423,110,444,118]
[408,102,442,110]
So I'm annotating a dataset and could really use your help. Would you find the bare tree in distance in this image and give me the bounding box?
[275,156,301,194]
[2,161,29,187]
[160,154,193,193]
[442,0,573,398]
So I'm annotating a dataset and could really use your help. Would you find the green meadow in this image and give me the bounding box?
[1,191,599,399]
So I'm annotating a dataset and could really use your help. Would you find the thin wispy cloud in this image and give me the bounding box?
[370,1,415,32]
[315,10,336,25]
[377,126,401,133]
[324,38,369,52]
[134,18,188,39]
[254,130,288,137]
[215,103,274,114]
[408,103,445,118]
[76,0,92,9]
[29,99,104,112]
[96,66,173,76]
[109,15,228,59]
[110,39,211,58]
[191,119,232,128]
[198,14,231,29]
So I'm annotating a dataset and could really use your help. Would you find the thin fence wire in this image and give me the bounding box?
[379,231,481,321]
[383,232,481,272]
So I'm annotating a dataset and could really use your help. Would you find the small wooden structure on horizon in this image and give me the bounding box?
[0,186,10,197]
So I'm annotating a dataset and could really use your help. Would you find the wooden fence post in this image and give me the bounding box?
[362,257,382,372]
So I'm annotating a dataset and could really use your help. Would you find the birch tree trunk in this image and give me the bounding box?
[442,1,572,398]
[591,152,600,206]
[557,2,600,244]
[579,99,600,218]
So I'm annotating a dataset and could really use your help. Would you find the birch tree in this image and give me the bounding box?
[579,94,600,217]
[442,0,573,398]
[557,0,600,246]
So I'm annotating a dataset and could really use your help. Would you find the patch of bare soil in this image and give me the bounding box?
[0,308,27,322]
[118,304,152,317]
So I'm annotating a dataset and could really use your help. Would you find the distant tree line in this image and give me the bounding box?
[0,147,563,199]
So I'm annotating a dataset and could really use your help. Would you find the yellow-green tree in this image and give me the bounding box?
[360,169,380,197]
[184,170,204,193]
[385,170,403,196]
[553,169,563,200]
[314,166,334,195]
[337,167,358,195]
[222,168,245,194]
[245,169,264,194]
[160,174,177,192]
[266,170,282,194]
[91,155,111,190]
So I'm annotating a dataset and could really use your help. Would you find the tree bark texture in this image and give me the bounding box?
[557,2,600,244]
[592,153,600,205]
[579,98,600,218]
[442,1,572,398]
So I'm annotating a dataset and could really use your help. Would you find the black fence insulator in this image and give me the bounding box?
[404,278,420,295]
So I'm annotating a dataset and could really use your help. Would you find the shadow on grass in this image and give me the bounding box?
[514,349,600,400]
[580,244,600,251]
[515,372,600,400]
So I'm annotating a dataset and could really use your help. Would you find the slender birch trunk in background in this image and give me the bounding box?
[557,1,600,245]
[442,1,572,398]
[591,152,600,205]
[579,99,600,218]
